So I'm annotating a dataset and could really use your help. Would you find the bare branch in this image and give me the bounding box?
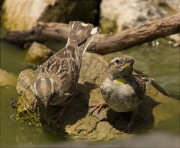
[1,13,180,54]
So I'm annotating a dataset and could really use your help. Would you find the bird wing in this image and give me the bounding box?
[32,21,101,107]
[133,74,146,100]
[35,22,101,96]
[68,21,101,55]
[36,46,78,97]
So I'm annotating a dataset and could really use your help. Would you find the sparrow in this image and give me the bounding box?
[32,21,101,122]
[90,55,146,133]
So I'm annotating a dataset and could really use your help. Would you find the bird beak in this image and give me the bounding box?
[41,99,49,109]
[123,61,134,69]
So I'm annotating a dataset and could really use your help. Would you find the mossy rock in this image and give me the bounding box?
[16,52,179,142]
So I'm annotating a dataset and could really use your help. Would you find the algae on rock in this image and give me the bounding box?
[15,52,180,142]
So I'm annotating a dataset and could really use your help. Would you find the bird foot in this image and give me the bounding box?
[89,101,108,115]
[120,124,132,134]
[119,119,135,134]
[50,103,69,124]
[50,109,64,124]
[31,98,39,116]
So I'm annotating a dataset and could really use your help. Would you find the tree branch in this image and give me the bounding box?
[1,13,180,55]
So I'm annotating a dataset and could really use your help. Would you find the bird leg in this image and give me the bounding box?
[89,101,108,115]
[51,99,71,124]
[31,97,39,115]
[120,108,138,133]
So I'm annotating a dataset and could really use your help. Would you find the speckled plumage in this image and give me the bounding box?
[90,55,147,132]
[101,56,146,112]
[32,21,101,111]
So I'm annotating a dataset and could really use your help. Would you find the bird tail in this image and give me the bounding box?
[67,21,101,55]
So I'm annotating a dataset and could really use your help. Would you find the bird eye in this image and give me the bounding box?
[115,59,120,64]
[115,59,123,65]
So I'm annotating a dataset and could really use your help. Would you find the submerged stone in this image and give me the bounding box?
[0,68,17,87]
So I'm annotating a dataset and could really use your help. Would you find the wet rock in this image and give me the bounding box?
[25,42,55,66]
[2,0,99,31]
[16,52,180,142]
[0,68,17,87]
[79,52,109,85]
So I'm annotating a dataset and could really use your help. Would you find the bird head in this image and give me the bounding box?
[109,56,134,80]
[33,77,56,109]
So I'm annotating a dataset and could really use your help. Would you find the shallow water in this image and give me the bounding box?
[0,29,179,146]
[104,43,180,99]
[0,42,67,147]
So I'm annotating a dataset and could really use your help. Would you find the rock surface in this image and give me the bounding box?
[100,0,166,33]
[2,0,56,31]
[2,0,99,31]
[15,52,179,142]
[25,42,55,66]
[100,0,180,33]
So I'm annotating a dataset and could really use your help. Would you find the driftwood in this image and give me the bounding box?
[1,12,180,55]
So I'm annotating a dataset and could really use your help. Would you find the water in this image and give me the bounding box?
[0,42,67,147]
[0,32,179,146]
[104,43,180,99]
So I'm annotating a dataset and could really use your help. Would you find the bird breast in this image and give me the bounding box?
[100,78,142,112]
